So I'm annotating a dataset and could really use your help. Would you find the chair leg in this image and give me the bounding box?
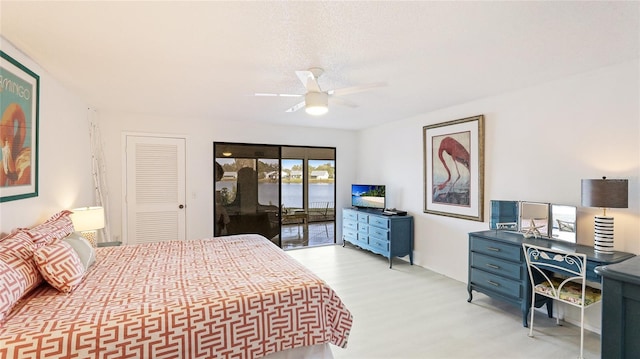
[579,306,585,359]
[529,294,536,337]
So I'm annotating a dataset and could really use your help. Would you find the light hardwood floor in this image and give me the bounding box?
[286,244,601,359]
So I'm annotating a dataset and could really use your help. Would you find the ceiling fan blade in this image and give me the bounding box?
[255,92,302,97]
[295,70,321,92]
[285,101,306,113]
[328,82,386,96]
[331,97,358,108]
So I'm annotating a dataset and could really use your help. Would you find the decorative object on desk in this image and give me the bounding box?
[581,177,628,254]
[70,206,105,247]
[519,202,549,238]
[521,219,545,238]
[423,115,484,221]
[0,51,40,203]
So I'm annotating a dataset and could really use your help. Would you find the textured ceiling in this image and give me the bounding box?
[1,1,638,130]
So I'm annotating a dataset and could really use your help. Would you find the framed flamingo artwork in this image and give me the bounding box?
[0,51,39,202]
[423,115,484,221]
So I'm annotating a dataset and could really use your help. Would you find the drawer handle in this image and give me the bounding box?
[487,247,501,252]
[486,263,500,269]
[487,280,500,287]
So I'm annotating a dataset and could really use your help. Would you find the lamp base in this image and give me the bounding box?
[80,230,98,248]
[594,216,614,254]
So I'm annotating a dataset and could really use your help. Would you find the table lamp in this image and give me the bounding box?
[70,206,105,247]
[581,177,628,254]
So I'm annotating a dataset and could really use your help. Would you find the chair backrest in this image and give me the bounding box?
[522,243,588,302]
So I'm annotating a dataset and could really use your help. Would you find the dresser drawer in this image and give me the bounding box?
[369,216,390,229]
[471,237,521,262]
[356,232,369,245]
[368,226,389,241]
[343,219,358,231]
[369,237,390,253]
[343,229,357,243]
[471,252,523,281]
[343,209,358,221]
[358,223,369,235]
[470,268,523,299]
[357,213,369,223]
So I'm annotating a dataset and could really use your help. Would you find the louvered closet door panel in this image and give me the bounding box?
[126,136,186,245]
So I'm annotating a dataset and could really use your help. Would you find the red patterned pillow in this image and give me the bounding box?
[0,231,43,323]
[25,210,75,246]
[0,257,24,323]
[34,241,85,293]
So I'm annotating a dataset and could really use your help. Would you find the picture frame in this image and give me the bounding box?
[0,51,39,202]
[423,115,484,221]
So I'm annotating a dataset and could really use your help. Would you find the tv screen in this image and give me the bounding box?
[351,184,386,210]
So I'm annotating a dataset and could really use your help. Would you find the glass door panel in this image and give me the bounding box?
[214,143,280,246]
[281,159,307,247]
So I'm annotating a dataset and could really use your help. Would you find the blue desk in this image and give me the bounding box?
[468,230,635,327]
[596,256,640,358]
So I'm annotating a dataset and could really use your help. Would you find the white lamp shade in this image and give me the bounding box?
[71,206,105,231]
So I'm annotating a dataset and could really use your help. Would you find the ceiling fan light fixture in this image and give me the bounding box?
[305,92,328,116]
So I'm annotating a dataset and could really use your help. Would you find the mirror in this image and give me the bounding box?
[489,200,577,243]
[519,202,550,238]
[550,204,577,243]
[490,200,519,230]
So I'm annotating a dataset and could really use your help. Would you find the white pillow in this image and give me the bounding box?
[62,232,96,270]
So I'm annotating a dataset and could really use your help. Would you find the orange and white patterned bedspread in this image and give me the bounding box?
[0,234,352,358]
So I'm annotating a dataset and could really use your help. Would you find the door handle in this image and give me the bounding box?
[179,204,185,209]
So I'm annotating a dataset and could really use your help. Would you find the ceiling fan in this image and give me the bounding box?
[255,67,385,116]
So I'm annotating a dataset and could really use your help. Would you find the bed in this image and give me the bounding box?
[0,212,352,359]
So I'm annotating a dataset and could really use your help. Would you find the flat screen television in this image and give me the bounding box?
[351,184,386,210]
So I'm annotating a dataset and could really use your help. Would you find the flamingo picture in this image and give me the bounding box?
[1,103,31,187]
[433,135,471,205]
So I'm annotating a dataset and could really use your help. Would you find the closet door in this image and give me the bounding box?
[124,135,186,244]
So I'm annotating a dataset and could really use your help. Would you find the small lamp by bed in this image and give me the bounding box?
[71,206,105,247]
[581,177,628,254]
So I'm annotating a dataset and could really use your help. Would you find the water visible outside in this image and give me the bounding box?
[217,182,334,208]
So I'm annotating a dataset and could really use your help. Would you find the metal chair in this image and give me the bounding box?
[522,243,602,359]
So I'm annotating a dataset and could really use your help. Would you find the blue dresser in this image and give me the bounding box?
[468,230,635,327]
[342,208,413,268]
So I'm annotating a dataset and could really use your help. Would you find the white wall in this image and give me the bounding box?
[357,59,640,332]
[97,111,359,243]
[0,38,95,235]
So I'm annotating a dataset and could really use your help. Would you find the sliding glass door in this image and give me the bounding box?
[214,143,335,249]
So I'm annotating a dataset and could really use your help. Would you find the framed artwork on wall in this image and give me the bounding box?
[0,51,39,202]
[423,115,484,221]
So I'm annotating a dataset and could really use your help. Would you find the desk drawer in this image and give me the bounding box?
[471,252,522,281]
[471,268,523,299]
[471,237,521,262]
